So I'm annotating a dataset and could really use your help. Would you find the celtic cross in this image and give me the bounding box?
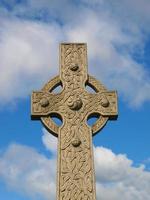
[31,43,118,200]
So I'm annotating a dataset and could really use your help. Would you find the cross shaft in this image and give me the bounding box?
[31,43,118,200]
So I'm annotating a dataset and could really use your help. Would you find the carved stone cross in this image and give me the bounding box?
[31,43,118,200]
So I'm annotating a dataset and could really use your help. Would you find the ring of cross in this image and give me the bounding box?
[41,75,109,137]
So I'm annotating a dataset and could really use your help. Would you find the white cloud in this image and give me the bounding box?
[94,147,150,200]
[0,1,150,107]
[42,128,57,153]
[0,133,150,200]
[0,143,56,200]
[0,18,62,106]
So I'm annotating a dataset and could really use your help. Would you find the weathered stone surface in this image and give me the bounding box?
[31,43,118,200]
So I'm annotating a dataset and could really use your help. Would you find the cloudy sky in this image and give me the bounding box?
[0,0,150,200]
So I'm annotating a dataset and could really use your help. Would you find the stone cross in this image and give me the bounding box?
[31,43,118,200]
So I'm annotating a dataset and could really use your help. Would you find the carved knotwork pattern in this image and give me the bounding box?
[58,44,96,200]
[59,123,94,200]
[31,43,118,200]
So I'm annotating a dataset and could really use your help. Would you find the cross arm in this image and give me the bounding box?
[86,91,118,120]
[31,91,63,120]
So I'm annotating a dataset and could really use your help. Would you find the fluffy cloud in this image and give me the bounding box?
[0,0,150,107]
[0,130,150,200]
[95,147,150,200]
[0,143,56,200]
[0,17,62,106]
[42,128,57,153]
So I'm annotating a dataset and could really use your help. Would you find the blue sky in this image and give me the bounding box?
[0,0,150,200]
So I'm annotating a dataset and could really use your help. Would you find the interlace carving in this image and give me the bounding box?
[31,43,118,200]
